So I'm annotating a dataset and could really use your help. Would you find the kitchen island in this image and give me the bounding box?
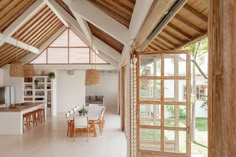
[0,103,46,135]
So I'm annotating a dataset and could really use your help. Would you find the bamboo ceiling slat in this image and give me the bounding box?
[0,44,30,67]
[187,0,208,15]
[144,0,208,52]
[95,0,132,20]
[12,5,49,38]
[158,34,179,48]
[33,23,63,48]
[183,4,208,23]
[25,15,58,44]
[161,29,186,44]
[88,22,124,54]
[174,14,205,34]
[88,0,135,27]
[12,6,63,48]
[0,0,35,32]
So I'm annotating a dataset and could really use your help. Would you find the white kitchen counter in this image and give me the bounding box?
[0,103,46,135]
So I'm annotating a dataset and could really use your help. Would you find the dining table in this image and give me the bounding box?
[72,106,104,137]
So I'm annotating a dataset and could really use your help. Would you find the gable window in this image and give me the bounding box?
[31,29,107,64]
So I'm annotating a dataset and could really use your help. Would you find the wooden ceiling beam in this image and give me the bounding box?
[183,4,208,23]
[153,38,172,50]
[158,34,178,48]
[0,0,45,46]
[64,0,129,44]
[162,29,185,44]
[167,23,192,40]
[175,14,205,34]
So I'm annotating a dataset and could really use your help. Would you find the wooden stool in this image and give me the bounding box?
[29,111,38,127]
[23,112,31,133]
[38,108,45,123]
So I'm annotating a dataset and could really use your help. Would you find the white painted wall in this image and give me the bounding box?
[2,65,24,103]
[86,71,118,106]
[57,70,85,113]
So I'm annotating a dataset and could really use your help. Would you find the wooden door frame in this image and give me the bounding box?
[121,66,126,131]
[136,50,191,157]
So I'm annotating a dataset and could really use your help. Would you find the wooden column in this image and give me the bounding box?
[208,0,236,157]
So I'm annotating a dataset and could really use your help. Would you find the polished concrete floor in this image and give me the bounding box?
[0,106,127,157]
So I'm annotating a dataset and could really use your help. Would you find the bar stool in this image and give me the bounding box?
[23,112,31,133]
[38,108,45,123]
[29,111,38,127]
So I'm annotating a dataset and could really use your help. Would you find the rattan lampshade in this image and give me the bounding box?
[24,64,35,77]
[85,69,100,85]
[9,62,24,77]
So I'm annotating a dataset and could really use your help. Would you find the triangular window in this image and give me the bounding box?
[31,29,107,64]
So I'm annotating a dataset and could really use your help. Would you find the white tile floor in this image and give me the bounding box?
[0,106,127,157]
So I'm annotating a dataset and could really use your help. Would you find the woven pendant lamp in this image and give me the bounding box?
[9,61,24,77]
[24,64,35,77]
[85,69,100,85]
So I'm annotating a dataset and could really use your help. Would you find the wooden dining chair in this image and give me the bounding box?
[65,112,73,137]
[96,106,106,135]
[73,116,90,142]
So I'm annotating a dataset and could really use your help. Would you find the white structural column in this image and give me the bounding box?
[119,0,154,67]
[97,50,119,68]
[0,0,45,46]
[64,0,129,44]
[93,36,121,62]
[44,0,69,27]
[0,34,39,54]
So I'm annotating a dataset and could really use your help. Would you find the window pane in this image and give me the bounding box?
[140,80,161,101]
[164,80,187,102]
[140,104,161,126]
[140,128,161,151]
[164,105,186,127]
[69,48,89,63]
[164,130,186,153]
[178,54,186,76]
[50,29,68,47]
[31,50,46,64]
[164,58,175,76]
[140,56,161,76]
[48,48,68,63]
[69,29,87,47]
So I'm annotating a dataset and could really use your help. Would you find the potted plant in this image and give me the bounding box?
[79,107,88,116]
[48,72,55,79]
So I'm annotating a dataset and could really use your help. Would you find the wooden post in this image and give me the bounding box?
[208,0,236,157]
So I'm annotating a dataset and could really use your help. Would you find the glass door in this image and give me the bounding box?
[137,51,191,157]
